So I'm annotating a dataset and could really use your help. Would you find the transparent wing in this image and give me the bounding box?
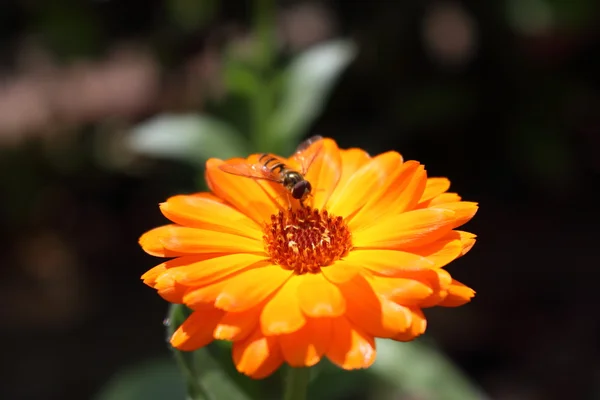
[218,160,282,183]
[293,135,324,175]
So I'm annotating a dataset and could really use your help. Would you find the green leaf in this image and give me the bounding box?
[223,60,262,98]
[268,40,357,152]
[307,360,371,400]
[167,0,217,32]
[127,114,249,166]
[94,359,186,400]
[167,304,253,400]
[369,338,489,400]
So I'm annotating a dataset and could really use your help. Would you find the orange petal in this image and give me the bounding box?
[339,249,434,277]
[456,230,477,256]
[170,306,225,351]
[439,280,475,307]
[321,261,361,284]
[205,158,281,225]
[427,192,462,206]
[393,307,427,342]
[139,225,265,257]
[279,317,332,367]
[303,138,342,209]
[153,273,187,303]
[405,231,464,268]
[348,161,424,230]
[215,265,292,312]
[365,273,434,305]
[353,208,456,249]
[338,148,372,190]
[162,253,269,286]
[297,273,346,317]
[141,263,167,286]
[260,275,306,335]
[434,202,478,228]
[337,274,411,337]
[326,317,376,370]
[159,193,262,238]
[183,279,230,308]
[232,328,284,379]
[417,268,454,307]
[420,178,451,204]
[143,256,220,303]
[327,151,403,218]
[214,306,261,341]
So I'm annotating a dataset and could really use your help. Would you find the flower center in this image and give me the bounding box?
[264,206,352,274]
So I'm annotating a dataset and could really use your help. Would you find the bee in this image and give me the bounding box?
[218,135,324,205]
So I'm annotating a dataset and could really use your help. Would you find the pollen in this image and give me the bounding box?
[264,206,352,274]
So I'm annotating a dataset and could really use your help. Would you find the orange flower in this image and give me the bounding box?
[140,137,478,379]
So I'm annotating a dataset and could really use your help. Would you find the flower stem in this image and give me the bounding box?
[283,367,311,400]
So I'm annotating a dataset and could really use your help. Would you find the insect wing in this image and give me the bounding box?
[293,135,324,175]
[218,161,281,183]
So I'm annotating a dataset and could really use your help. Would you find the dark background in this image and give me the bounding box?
[1,1,599,399]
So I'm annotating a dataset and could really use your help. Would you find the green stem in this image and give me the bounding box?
[251,0,276,151]
[254,0,275,69]
[283,367,311,400]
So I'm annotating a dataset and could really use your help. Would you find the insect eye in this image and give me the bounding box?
[292,181,308,199]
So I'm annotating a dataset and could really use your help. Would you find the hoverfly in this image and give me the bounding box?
[218,135,324,205]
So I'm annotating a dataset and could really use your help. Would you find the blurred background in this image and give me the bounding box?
[1,1,599,399]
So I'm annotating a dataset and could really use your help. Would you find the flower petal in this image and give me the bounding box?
[434,201,478,228]
[297,273,346,317]
[215,265,293,312]
[348,161,424,230]
[143,256,221,303]
[339,249,434,277]
[260,275,306,335]
[279,317,332,367]
[393,307,427,342]
[438,280,476,307]
[139,225,265,257]
[365,273,434,305]
[326,317,376,370]
[162,253,269,286]
[170,306,225,351]
[353,208,456,249]
[183,280,230,308]
[405,231,464,268]
[303,138,342,209]
[428,192,462,206]
[214,306,261,341]
[205,158,281,224]
[327,151,403,218]
[141,263,167,286]
[321,261,361,284]
[419,178,451,204]
[337,274,411,337]
[232,328,284,379]
[339,148,372,188]
[457,230,477,256]
[159,193,262,238]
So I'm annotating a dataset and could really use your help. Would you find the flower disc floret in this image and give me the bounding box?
[264,206,352,274]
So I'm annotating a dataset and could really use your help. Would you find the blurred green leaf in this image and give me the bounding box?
[224,61,262,98]
[307,359,371,400]
[128,114,249,166]
[167,0,217,32]
[167,304,253,400]
[369,338,488,400]
[94,358,186,400]
[268,40,357,153]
